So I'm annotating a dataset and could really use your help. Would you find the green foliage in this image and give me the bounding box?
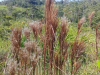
[0,4,44,21]
[0,38,10,74]
[97,60,100,71]
[66,24,77,43]
[0,62,5,75]
[62,0,100,29]
[58,5,64,17]
[0,26,10,39]
[21,37,27,47]
[3,20,11,26]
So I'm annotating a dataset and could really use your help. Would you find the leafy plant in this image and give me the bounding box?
[97,60,100,71]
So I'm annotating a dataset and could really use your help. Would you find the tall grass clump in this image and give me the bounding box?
[44,0,58,74]
[3,0,87,75]
[70,17,86,75]
[4,26,42,75]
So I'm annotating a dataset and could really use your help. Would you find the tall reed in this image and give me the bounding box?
[44,0,58,74]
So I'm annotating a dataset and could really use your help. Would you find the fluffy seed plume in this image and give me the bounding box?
[29,21,42,39]
[88,11,95,32]
[72,40,85,60]
[20,49,29,63]
[7,59,17,75]
[78,17,85,31]
[24,41,37,53]
[23,27,30,40]
[88,11,95,21]
[11,27,22,49]
[10,27,22,63]
[59,17,68,55]
[24,41,32,54]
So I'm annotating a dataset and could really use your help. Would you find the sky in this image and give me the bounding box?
[56,0,61,1]
[0,0,4,2]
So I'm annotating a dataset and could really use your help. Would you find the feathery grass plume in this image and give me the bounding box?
[24,41,37,55]
[88,11,95,21]
[19,49,29,74]
[78,17,85,35]
[24,41,32,55]
[44,0,58,74]
[57,17,68,74]
[32,41,37,51]
[29,21,42,39]
[24,39,41,75]
[44,0,52,73]
[71,40,85,75]
[20,49,29,63]
[88,11,95,32]
[10,27,22,63]
[24,41,36,53]
[4,59,17,75]
[70,17,86,74]
[23,27,30,40]
[8,60,17,75]
[11,27,22,49]
[60,17,68,56]
[36,47,42,56]
[30,53,41,75]
[30,54,37,75]
[62,41,69,64]
[73,40,85,60]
